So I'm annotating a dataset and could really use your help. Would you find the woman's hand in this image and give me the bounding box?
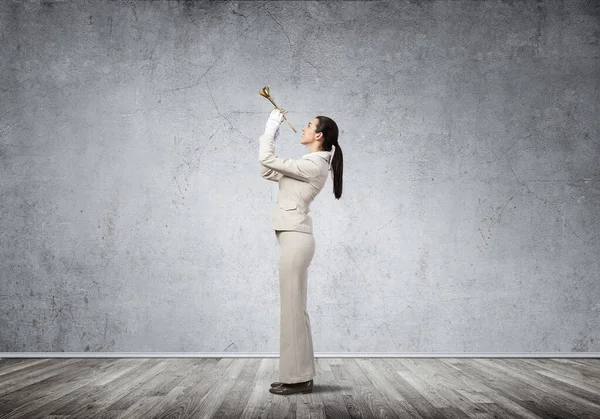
[264,108,287,139]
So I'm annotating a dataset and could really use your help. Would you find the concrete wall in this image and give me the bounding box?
[1,0,598,353]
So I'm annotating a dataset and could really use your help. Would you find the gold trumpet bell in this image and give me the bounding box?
[258,85,271,99]
[258,84,297,133]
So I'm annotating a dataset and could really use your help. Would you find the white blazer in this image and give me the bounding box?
[258,132,332,233]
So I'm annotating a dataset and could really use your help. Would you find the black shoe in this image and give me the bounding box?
[270,379,310,387]
[269,379,313,395]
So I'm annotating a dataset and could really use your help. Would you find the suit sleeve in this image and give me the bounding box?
[258,133,319,182]
[259,162,283,182]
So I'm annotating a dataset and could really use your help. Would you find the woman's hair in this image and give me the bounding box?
[315,116,343,199]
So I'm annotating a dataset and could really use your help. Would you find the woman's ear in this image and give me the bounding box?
[315,132,323,141]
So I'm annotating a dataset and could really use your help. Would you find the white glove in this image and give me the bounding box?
[264,108,285,138]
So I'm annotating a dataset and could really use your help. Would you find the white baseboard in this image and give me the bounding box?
[1,352,599,359]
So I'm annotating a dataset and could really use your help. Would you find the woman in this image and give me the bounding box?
[258,108,344,395]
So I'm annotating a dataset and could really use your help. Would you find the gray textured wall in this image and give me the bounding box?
[1,0,599,354]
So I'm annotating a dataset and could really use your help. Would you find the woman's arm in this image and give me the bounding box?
[258,133,320,182]
[259,161,283,182]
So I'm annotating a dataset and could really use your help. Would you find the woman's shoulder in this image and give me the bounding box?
[302,151,331,165]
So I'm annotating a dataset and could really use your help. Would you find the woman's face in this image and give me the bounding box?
[300,117,322,145]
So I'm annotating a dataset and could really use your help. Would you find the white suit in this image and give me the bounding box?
[258,131,332,383]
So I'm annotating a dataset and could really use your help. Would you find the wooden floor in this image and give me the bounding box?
[0,357,599,419]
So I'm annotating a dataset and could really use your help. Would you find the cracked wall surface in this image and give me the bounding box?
[1,0,599,353]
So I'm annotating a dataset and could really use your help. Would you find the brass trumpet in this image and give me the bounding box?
[258,85,297,133]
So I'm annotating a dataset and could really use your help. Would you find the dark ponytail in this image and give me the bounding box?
[315,116,343,199]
